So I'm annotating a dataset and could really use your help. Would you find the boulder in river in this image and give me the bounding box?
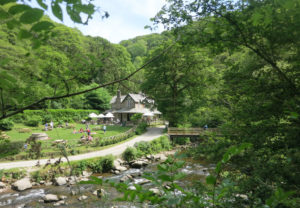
[0,182,6,189]
[12,178,32,191]
[53,200,66,206]
[149,188,161,195]
[113,159,128,172]
[43,194,59,203]
[93,188,106,198]
[130,159,150,168]
[78,195,88,201]
[54,177,67,186]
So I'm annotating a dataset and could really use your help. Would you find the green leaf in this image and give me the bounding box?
[8,4,31,15]
[66,5,82,23]
[174,172,186,180]
[0,0,16,5]
[52,2,63,21]
[19,8,44,24]
[31,21,54,32]
[74,3,95,15]
[158,174,172,182]
[18,29,32,39]
[37,0,47,10]
[206,175,216,185]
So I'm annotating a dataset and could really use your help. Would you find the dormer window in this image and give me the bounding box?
[127,99,132,108]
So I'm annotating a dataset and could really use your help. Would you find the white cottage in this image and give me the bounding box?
[108,90,161,123]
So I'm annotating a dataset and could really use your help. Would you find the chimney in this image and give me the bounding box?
[116,90,121,109]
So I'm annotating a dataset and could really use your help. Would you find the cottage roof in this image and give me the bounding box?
[110,95,126,104]
[110,93,154,104]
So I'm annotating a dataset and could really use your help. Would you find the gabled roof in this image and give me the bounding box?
[126,93,146,103]
[110,95,126,104]
[110,93,155,105]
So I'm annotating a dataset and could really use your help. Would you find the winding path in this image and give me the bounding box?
[0,126,164,170]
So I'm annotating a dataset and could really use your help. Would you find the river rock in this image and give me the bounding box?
[43,194,59,202]
[113,159,128,172]
[136,178,150,185]
[54,177,67,186]
[128,185,136,190]
[130,159,149,168]
[54,200,66,206]
[45,182,53,186]
[82,171,92,177]
[59,195,67,200]
[12,178,32,191]
[0,182,6,188]
[39,180,45,185]
[78,195,88,201]
[120,175,129,182]
[149,188,161,195]
[93,188,106,198]
[68,176,78,185]
[153,154,167,162]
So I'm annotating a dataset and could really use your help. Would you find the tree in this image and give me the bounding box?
[83,84,111,111]
[153,0,300,95]
[142,41,211,126]
[151,0,300,203]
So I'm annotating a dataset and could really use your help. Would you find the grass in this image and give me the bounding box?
[1,123,131,161]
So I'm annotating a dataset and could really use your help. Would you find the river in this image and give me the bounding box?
[0,158,215,208]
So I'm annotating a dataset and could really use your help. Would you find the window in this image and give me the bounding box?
[127,99,132,108]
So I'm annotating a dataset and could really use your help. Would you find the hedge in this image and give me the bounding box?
[11,109,99,123]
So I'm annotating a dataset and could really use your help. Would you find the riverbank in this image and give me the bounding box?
[0,146,214,208]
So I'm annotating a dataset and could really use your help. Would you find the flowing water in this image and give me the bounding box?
[0,159,214,208]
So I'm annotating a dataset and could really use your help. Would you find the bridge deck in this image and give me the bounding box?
[168,127,220,138]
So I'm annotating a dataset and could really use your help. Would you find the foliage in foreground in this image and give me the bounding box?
[84,144,297,207]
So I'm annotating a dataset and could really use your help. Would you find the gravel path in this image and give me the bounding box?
[0,126,164,170]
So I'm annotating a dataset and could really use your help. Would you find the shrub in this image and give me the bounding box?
[98,155,114,172]
[0,141,23,158]
[4,169,26,179]
[122,147,138,162]
[131,113,143,124]
[0,119,14,131]
[135,122,147,135]
[173,137,191,145]
[25,116,40,127]
[31,170,42,183]
[158,136,172,150]
[134,141,152,155]
[23,109,98,123]
[150,139,163,153]
[42,114,52,124]
[72,155,114,174]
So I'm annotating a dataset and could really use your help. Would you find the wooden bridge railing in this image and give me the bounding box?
[167,127,220,138]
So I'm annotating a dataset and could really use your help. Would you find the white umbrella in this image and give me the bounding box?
[89,113,98,118]
[143,112,154,117]
[98,114,105,118]
[105,112,114,118]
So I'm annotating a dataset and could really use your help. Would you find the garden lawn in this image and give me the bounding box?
[1,123,131,161]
